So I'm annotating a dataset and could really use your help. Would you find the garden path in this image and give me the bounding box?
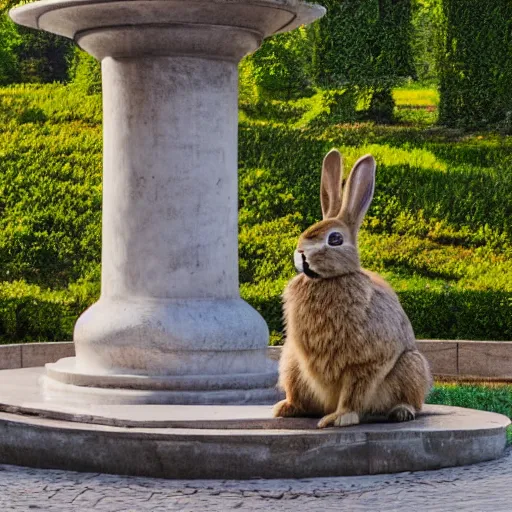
[0,448,510,511]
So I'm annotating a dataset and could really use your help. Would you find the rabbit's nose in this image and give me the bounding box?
[297,249,304,254]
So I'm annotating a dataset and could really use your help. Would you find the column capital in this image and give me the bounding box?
[11,0,325,61]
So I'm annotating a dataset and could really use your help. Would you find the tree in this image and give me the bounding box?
[0,3,74,84]
[247,27,311,99]
[16,27,73,83]
[311,0,415,122]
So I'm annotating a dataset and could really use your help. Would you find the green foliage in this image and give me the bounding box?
[14,27,73,83]
[296,89,358,127]
[400,290,512,340]
[428,382,512,443]
[242,0,417,122]
[239,89,357,127]
[247,28,312,99]
[0,16,21,85]
[0,2,74,85]
[411,0,443,83]
[239,215,300,284]
[0,280,74,343]
[438,0,512,129]
[238,56,259,106]
[367,88,395,124]
[428,383,512,420]
[311,0,414,121]
[0,85,102,288]
[69,48,101,95]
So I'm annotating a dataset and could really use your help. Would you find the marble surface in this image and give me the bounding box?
[0,367,508,431]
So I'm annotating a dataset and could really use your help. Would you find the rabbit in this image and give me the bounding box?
[273,149,432,428]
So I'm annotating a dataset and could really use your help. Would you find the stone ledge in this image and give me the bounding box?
[0,342,75,370]
[269,340,512,381]
[1,340,511,380]
[0,371,507,479]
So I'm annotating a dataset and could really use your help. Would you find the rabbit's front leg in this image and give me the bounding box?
[317,387,360,428]
[317,363,392,428]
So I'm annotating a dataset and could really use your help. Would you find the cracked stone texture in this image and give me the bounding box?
[0,448,511,511]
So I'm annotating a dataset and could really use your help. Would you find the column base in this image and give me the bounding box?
[74,297,271,376]
[43,357,280,405]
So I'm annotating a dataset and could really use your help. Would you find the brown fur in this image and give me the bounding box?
[274,150,432,428]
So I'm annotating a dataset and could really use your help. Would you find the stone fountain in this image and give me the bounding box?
[0,0,508,479]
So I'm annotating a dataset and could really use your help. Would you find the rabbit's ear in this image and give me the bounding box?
[321,149,343,220]
[338,154,375,234]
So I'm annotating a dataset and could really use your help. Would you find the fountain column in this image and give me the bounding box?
[11,0,324,404]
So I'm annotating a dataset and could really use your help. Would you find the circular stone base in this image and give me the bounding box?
[0,368,509,479]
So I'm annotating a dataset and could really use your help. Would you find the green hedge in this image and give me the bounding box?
[242,283,512,343]
[0,281,75,343]
[438,0,512,128]
[312,0,414,88]
[0,86,102,287]
[240,120,512,238]
[1,278,509,344]
[0,84,511,344]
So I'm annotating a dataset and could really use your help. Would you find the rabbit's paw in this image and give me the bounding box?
[273,400,302,418]
[388,404,415,423]
[317,411,360,429]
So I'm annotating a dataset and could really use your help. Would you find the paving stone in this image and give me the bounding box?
[0,448,511,510]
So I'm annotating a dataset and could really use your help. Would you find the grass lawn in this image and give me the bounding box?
[428,382,512,443]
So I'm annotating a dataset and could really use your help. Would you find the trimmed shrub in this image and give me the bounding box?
[311,0,415,121]
[0,281,74,343]
[438,0,512,129]
[243,283,512,344]
[248,27,312,99]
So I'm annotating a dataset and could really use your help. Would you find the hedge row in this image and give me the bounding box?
[242,282,512,343]
[0,84,511,343]
[1,279,510,344]
[0,281,75,343]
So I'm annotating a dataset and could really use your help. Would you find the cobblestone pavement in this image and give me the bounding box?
[1,448,511,511]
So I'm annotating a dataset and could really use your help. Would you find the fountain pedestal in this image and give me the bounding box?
[11,0,325,403]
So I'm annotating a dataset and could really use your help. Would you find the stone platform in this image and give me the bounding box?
[0,367,508,479]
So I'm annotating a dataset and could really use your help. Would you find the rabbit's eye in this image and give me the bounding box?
[327,232,344,246]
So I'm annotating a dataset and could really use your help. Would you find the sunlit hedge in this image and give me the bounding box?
[0,84,511,343]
